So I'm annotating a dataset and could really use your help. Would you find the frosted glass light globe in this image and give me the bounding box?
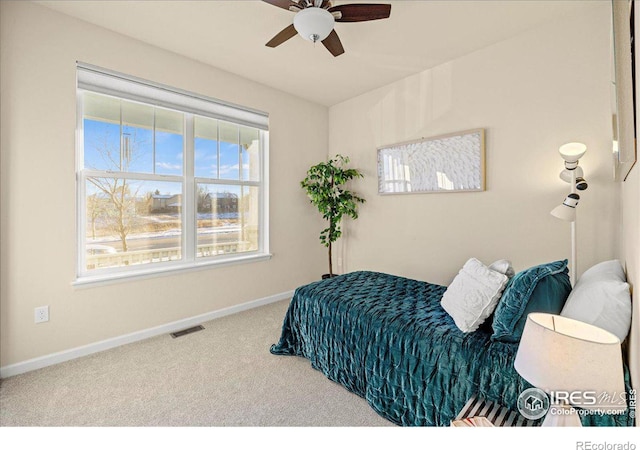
[294,7,335,42]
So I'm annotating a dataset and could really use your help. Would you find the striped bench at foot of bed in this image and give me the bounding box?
[453,394,540,427]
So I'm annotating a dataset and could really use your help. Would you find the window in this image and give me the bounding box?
[76,63,269,284]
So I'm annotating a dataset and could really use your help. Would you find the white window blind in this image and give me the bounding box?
[76,62,269,130]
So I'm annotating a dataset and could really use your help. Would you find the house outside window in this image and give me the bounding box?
[76,63,269,285]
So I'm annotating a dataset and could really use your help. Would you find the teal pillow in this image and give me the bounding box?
[490,260,571,343]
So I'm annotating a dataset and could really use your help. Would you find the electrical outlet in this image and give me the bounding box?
[34,306,49,324]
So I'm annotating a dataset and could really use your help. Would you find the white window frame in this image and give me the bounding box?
[74,63,270,287]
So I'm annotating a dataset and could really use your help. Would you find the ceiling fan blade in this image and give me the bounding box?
[329,4,391,22]
[266,24,298,48]
[322,30,345,57]
[262,0,298,11]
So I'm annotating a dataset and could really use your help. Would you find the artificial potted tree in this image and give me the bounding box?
[301,154,365,279]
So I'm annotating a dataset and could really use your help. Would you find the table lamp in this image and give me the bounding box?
[514,313,626,426]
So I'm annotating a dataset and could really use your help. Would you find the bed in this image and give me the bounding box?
[270,270,634,426]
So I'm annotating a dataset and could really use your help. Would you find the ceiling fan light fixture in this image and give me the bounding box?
[294,7,335,43]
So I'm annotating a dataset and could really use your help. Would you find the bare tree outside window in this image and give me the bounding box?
[86,130,146,252]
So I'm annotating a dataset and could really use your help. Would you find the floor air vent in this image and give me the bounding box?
[170,325,204,338]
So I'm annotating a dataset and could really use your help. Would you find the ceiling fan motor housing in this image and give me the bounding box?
[294,7,335,42]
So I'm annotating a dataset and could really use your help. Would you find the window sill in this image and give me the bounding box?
[72,253,273,289]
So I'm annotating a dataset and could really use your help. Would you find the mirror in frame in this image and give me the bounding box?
[612,0,637,181]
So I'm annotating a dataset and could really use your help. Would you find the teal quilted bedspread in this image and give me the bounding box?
[270,271,634,427]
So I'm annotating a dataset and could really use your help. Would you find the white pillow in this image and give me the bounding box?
[560,260,631,342]
[489,259,515,278]
[578,259,626,283]
[441,258,509,333]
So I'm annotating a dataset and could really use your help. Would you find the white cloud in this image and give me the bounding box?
[219,164,240,175]
[156,162,182,170]
[218,163,250,175]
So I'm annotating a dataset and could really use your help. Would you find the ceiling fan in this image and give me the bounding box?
[263,0,392,57]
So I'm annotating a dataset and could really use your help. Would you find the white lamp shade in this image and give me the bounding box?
[294,7,335,42]
[550,203,576,221]
[514,313,626,412]
[558,142,587,163]
[550,193,579,221]
[559,166,584,183]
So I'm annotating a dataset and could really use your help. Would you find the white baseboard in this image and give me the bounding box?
[0,290,293,379]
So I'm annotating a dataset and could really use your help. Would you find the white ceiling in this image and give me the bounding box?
[37,0,594,106]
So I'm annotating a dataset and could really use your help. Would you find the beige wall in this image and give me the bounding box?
[329,4,617,287]
[0,1,328,367]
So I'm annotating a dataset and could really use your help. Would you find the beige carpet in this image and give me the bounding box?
[0,299,393,427]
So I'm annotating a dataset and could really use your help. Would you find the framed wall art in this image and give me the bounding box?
[377,128,485,195]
